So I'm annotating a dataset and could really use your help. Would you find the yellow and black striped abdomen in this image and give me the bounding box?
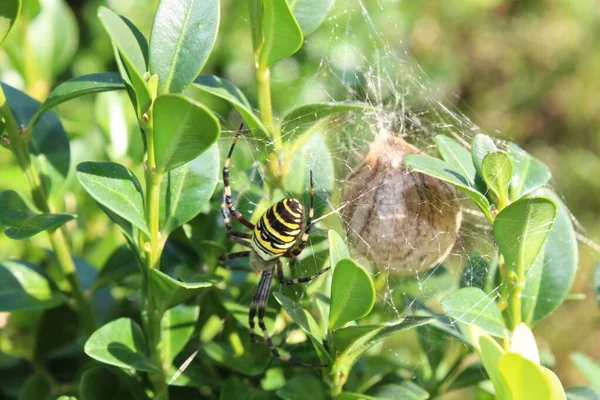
[251,198,305,261]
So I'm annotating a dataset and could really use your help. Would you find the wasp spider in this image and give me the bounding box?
[218,129,330,366]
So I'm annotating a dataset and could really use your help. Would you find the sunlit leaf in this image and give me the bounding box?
[150,0,219,93]
[442,287,506,337]
[471,134,497,177]
[0,0,21,44]
[329,258,375,330]
[290,0,335,36]
[153,94,220,173]
[508,143,551,200]
[436,135,477,186]
[0,190,75,239]
[161,305,199,367]
[192,75,270,141]
[481,150,513,208]
[0,260,64,311]
[84,318,159,372]
[76,161,149,236]
[148,268,214,313]
[499,353,553,400]
[159,144,219,236]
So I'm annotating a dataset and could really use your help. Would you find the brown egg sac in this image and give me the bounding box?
[341,132,462,275]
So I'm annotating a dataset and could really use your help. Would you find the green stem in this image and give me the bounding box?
[256,65,282,153]
[0,86,96,335]
[141,113,168,399]
[507,269,523,330]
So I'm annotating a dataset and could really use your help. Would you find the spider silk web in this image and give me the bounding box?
[174,0,588,391]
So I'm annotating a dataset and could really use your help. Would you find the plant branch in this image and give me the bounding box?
[0,85,96,335]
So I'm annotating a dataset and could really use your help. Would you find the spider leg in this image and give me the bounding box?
[222,127,254,230]
[218,251,251,267]
[284,170,314,258]
[249,268,272,343]
[276,259,330,286]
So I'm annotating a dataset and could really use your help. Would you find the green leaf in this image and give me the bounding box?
[481,150,513,208]
[191,75,270,140]
[94,245,140,290]
[2,83,70,196]
[159,143,219,236]
[20,374,51,400]
[0,260,63,311]
[148,268,213,313]
[281,102,374,141]
[337,393,378,400]
[290,0,334,36]
[531,189,578,324]
[0,0,21,44]
[27,0,78,80]
[471,134,497,177]
[219,293,276,334]
[448,363,488,391]
[369,382,430,400]
[328,229,349,268]
[84,318,159,372]
[441,287,506,337]
[76,162,149,236]
[0,190,75,239]
[566,387,600,400]
[98,6,151,115]
[571,353,600,391]
[255,0,303,68]
[162,305,199,367]
[273,292,322,342]
[35,73,124,125]
[435,135,477,186]
[276,375,326,400]
[508,143,551,200]
[150,0,219,94]
[329,259,375,330]
[405,153,492,221]
[153,94,220,173]
[499,353,553,400]
[470,325,509,399]
[494,197,557,276]
[79,367,141,400]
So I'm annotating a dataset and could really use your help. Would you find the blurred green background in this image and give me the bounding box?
[1,0,599,389]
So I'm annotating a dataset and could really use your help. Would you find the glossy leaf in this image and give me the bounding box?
[84,318,159,372]
[470,325,509,399]
[290,0,334,36]
[482,150,513,207]
[499,353,553,400]
[369,382,430,400]
[153,94,220,173]
[405,153,492,221]
[192,75,269,140]
[0,260,64,311]
[35,73,124,125]
[494,197,557,276]
[508,143,552,200]
[571,353,600,391]
[76,162,149,236]
[273,292,323,342]
[0,0,21,44]
[150,0,219,94]
[510,323,540,364]
[281,102,374,141]
[328,229,349,268]
[98,6,151,114]
[256,0,303,68]
[436,135,477,185]
[532,189,578,324]
[2,83,70,196]
[161,305,199,367]
[0,190,75,239]
[159,143,219,236]
[471,134,497,177]
[27,0,78,80]
[148,268,213,313]
[441,287,506,337]
[329,258,375,330]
